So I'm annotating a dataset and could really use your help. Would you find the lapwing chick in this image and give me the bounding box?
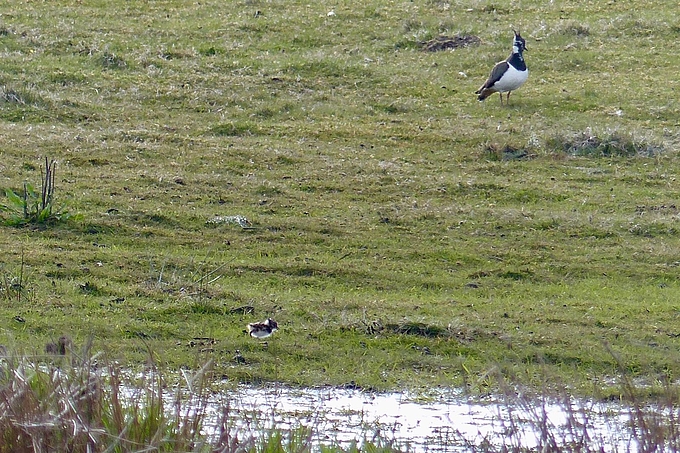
[476,30,528,105]
[45,335,72,355]
[247,318,279,339]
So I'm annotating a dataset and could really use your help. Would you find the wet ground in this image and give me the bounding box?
[206,384,640,452]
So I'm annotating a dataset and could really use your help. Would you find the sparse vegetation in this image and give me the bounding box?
[0,345,679,452]
[0,342,210,452]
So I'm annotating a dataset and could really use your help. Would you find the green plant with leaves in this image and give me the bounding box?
[0,157,74,226]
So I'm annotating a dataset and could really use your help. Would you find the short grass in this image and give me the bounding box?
[1,0,680,397]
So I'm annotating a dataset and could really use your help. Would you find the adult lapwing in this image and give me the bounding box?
[247,318,279,338]
[476,30,528,105]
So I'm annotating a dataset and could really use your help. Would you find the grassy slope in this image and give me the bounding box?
[1,0,680,395]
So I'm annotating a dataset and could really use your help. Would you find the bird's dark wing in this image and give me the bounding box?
[478,61,509,91]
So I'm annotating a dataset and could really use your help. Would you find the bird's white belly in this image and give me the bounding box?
[250,330,273,338]
[494,66,528,92]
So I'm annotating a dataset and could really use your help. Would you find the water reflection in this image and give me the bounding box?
[208,385,638,452]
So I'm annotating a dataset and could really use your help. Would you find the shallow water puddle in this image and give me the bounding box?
[206,385,639,451]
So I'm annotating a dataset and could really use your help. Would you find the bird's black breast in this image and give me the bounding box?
[508,53,526,71]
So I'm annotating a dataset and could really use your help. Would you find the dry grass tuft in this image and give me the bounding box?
[0,85,44,106]
[546,129,664,157]
[420,35,481,52]
[0,341,213,453]
[483,142,534,161]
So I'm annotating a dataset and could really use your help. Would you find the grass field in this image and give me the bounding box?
[1,0,680,396]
